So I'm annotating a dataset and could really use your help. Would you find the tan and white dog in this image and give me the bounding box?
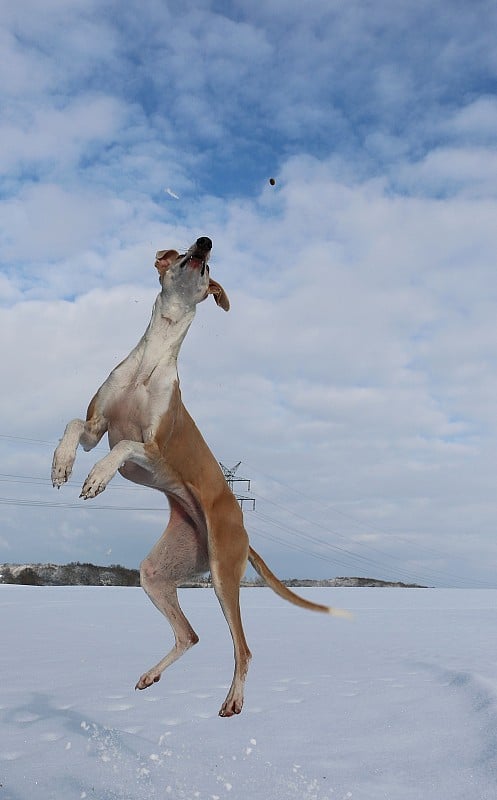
[52,236,345,717]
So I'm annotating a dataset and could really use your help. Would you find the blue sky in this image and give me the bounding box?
[2,0,497,586]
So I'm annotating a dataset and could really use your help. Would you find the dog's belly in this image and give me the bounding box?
[118,460,157,488]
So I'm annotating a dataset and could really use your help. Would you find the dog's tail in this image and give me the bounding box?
[248,546,352,618]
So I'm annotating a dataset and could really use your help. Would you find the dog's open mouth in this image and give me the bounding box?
[176,237,212,275]
[181,254,209,275]
[186,255,204,268]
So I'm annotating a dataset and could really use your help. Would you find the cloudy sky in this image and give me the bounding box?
[1,0,497,587]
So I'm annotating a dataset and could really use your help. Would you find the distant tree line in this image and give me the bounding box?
[0,562,140,587]
[0,563,426,588]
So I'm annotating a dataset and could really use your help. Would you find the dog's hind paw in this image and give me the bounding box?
[219,693,244,717]
[135,672,161,690]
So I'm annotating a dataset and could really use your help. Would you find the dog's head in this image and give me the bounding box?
[155,237,229,311]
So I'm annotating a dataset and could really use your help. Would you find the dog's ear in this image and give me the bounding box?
[207,278,230,311]
[155,250,179,279]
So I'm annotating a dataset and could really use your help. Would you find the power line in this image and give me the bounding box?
[0,433,107,451]
[243,461,469,566]
[0,469,472,581]
[0,434,54,445]
[1,488,485,586]
[0,472,149,492]
[0,496,165,513]
[1,435,492,587]
[0,435,479,564]
[251,509,471,588]
[250,488,458,569]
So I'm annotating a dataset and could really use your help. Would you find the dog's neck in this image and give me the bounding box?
[133,291,196,383]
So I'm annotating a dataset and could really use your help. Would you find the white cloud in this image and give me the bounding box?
[0,95,127,174]
[397,146,497,198]
[1,183,133,265]
[0,27,53,95]
[447,97,497,141]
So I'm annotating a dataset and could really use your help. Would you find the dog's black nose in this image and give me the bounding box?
[196,237,212,252]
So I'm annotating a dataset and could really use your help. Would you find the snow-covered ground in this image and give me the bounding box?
[1,586,497,799]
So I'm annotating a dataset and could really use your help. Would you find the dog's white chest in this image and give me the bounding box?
[104,354,178,442]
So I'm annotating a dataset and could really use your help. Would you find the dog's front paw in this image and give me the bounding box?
[80,462,113,499]
[51,448,75,488]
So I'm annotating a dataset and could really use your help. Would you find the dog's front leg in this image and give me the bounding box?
[52,418,105,488]
[80,440,157,499]
[52,394,108,488]
[52,420,85,487]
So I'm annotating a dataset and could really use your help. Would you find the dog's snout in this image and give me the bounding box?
[196,237,212,252]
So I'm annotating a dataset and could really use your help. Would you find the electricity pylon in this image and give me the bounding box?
[219,461,256,510]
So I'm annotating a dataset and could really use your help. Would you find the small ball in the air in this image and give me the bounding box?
[269,178,276,186]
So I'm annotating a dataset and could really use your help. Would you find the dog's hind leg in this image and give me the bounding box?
[135,501,209,690]
[208,514,252,717]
